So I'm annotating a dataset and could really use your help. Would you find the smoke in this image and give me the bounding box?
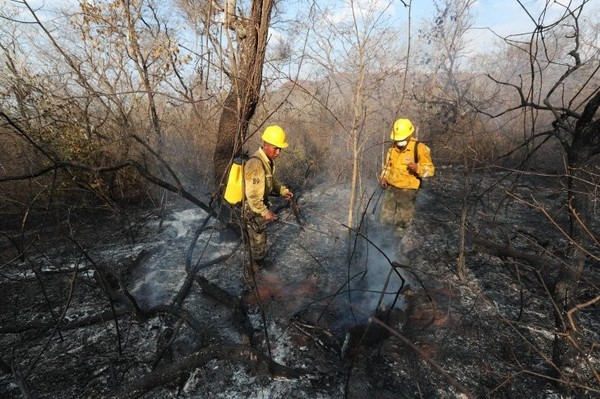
[129,208,206,310]
[349,216,414,318]
[297,184,417,330]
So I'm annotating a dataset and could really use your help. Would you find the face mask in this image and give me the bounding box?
[396,140,408,148]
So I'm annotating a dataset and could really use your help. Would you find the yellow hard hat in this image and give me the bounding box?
[390,118,415,141]
[261,125,288,148]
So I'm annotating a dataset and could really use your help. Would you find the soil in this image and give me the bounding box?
[0,167,598,398]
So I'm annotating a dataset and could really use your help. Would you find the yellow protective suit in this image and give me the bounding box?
[243,147,290,216]
[380,138,435,190]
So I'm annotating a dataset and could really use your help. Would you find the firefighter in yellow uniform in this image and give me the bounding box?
[243,125,294,272]
[379,118,434,235]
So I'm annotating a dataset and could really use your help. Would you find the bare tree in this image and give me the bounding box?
[481,1,600,393]
[416,0,478,279]
[211,0,276,194]
[281,0,406,230]
[2,0,599,397]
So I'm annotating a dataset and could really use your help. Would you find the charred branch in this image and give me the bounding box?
[82,256,144,319]
[195,275,240,308]
[291,317,342,356]
[367,315,477,399]
[341,308,405,359]
[0,304,205,342]
[0,157,215,217]
[0,111,216,218]
[196,275,255,344]
[470,234,557,282]
[111,345,306,399]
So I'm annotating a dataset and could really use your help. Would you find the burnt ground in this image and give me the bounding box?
[0,167,598,398]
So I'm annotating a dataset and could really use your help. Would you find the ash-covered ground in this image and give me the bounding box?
[1,167,598,398]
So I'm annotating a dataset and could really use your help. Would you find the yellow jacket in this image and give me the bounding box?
[244,148,290,216]
[380,138,435,190]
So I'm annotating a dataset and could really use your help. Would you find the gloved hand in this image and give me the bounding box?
[380,178,388,189]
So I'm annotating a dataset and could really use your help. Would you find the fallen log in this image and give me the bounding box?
[470,234,557,286]
[471,235,550,269]
[111,345,307,399]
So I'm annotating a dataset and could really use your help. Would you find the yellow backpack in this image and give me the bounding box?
[223,155,263,205]
[223,157,244,205]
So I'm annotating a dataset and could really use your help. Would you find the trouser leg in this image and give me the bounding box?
[243,210,268,264]
[247,228,267,262]
[379,191,396,226]
[380,187,417,233]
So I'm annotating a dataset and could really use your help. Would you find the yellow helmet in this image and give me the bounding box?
[261,125,289,148]
[390,118,415,141]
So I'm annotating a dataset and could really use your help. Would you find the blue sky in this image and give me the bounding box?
[412,0,590,48]
[19,0,590,36]
[14,0,595,56]
[412,0,584,28]
[270,0,593,56]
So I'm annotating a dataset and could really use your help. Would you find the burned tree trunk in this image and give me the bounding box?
[551,94,600,391]
[485,9,600,388]
[212,0,275,196]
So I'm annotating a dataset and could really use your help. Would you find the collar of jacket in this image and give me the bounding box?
[257,147,274,171]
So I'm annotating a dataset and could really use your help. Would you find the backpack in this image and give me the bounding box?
[223,156,245,205]
[413,141,420,164]
[223,155,262,205]
[413,141,423,183]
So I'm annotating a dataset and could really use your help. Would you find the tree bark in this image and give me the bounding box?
[551,90,600,392]
[551,157,592,390]
[212,0,275,194]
